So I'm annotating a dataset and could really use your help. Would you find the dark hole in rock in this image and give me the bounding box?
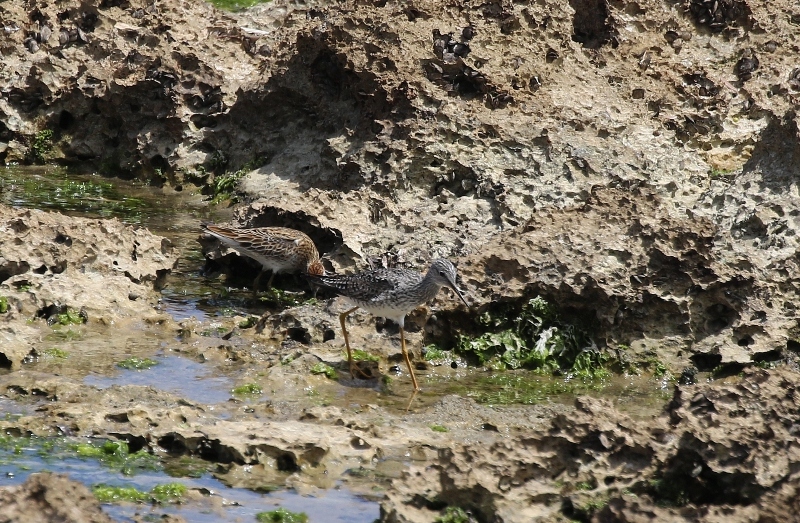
[58,110,74,129]
[713,362,745,379]
[604,476,616,485]
[117,435,147,453]
[7,385,27,395]
[482,423,498,432]
[286,327,311,345]
[51,261,67,274]
[787,339,800,353]
[190,114,217,129]
[0,353,11,369]
[276,453,298,472]
[37,303,67,321]
[690,352,722,372]
[568,0,615,49]
[737,336,754,347]
[150,154,169,172]
[375,317,400,334]
[105,412,129,423]
[0,260,31,283]
[157,434,187,454]
[196,438,227,462]
[706,317,729,331]
[323,328,336,342]
[100,0,131,9]
[13,279,32,290]
[421,498,448,511]
[704,303,737,333]
[54,232,72,246]
[310,50,347,97]
[652,445,763,506]
[350,437,371,450]
[752,349,782,363]
[679,366,698,385]
[33,264,47,274]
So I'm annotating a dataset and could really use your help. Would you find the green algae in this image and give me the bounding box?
[256,508,309,523]
[350,349,379,362]
[93,482,187,504]
[117,357,159,370]
[68,440,160,476]
[0,168,148,224]
[435,506,471,523]
[310,362,338,380]
[232,383,262,396]
[42,347,69,359]
[455,296,608,378]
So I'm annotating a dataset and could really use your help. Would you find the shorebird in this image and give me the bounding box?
[307,258,469,390]
[202,224,324,292]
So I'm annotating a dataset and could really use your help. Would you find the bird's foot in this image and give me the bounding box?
[349,361,375,380]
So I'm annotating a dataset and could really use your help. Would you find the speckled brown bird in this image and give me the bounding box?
[202,224,324,292]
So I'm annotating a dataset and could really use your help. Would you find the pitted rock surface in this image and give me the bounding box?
[382,368,800,522]
[0,204,176,368]
[0,473,114,523]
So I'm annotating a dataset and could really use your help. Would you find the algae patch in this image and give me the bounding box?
[350,349,380,362]
[232,383,262,396]
[464,373,607,406]
[310,362,338,380]
[67,440,160,476]
[256,507,309,523]
[117,357,159,370]
[435,506,471,523]
[93,482,187,504]
[455,296,608,378]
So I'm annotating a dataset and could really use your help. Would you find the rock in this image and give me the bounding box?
[0,472,114,523]
[381,368,800,522]
[0,204,176,368]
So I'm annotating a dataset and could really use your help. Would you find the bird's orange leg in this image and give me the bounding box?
[400,326,420,391]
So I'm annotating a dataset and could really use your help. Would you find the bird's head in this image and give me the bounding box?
[428,258,469,308]
[307,259,326,277]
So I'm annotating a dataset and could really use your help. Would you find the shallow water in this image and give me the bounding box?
[0,437,378,523]
[84,354,236,406]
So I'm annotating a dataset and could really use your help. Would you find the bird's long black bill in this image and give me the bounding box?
[449,284,470,308]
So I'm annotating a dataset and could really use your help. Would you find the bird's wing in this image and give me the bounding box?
[307,268,417,302]
[204,225,301,252]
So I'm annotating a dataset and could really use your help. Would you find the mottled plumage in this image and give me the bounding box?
[308,258,469,390]
[202,224,324,291]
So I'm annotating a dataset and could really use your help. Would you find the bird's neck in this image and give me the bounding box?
[418,271,443,302]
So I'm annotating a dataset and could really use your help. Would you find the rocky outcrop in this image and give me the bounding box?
[2,0,800,369]
[0,204,176,368]
[0,473,113,523]
[381,368,800,522]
